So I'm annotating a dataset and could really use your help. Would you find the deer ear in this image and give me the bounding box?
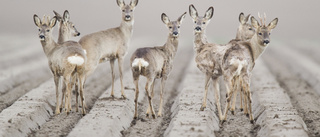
[189,4,198,20]
[63,10,70,22]
[49,16,57,28]
[33,14,42,27]
[251,16,260,28]
[161,13,170,25]
[130,0,138,7]
[53,10,63,22]
[117,0,124,7]
[178,12,187,24]
[204,6,214,20]
[268,18,278,29]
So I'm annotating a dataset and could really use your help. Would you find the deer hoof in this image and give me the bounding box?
[231,110,235,115]
[240,108,243,111]
[200,106,206,111]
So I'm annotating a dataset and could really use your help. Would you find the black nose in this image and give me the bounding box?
[77,33,80,36]
[125,15,131,18]
[195,27,201,31]
[173,31,178,36]
[39,35,45,39]
[264,40,270,44]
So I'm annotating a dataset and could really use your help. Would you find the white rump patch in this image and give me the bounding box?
[68,54,84,65]
[230,58,247,75]
[132,58,149,67]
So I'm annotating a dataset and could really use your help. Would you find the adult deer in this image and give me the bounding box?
[130,12,186,119]
[222,13,278,123]
[33,15,87,115]
[79,0,138,99]
[53,10,85,113]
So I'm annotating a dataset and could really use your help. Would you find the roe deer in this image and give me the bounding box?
[130,12,186,119]
[33,15,87,115]
[189,4,225,121]
[230,12,255,115]
[53,10,86,113]
[189,5,256,122]
[222,13,278,123]
[78,0,138,99]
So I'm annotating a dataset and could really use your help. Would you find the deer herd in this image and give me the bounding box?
[33,0,278,124]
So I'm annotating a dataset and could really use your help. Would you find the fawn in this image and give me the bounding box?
[33,15,87,115]
[130,12,186,119]
[78,0,138,99]
[222,13,278,123]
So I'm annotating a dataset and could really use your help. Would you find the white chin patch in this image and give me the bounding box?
[40,38,45,41]
[125,17,131,21]
[264,43,268,46]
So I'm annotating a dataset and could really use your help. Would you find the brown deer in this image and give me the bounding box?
[189,5,257,122]
[78,0,138,99]
[189,4,226,121]
[53,10,86,113]
[230,12,255,115]
[222,13,278,123]
[33,15,87,115]
[130,12,186,119]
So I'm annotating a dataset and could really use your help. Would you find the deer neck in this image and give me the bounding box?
[194,32,208,52]
[120,20,134,43]
[41,36,58,58]
[57,22,70,44]
[250,34,266,60]
[164,35,179,58]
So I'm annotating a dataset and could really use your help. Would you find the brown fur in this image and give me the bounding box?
[33,15,87,115]
[130,12,186,119]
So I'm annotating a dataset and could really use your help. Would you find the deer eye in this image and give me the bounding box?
[269,33,271,35]
[122,10,125,12]
[38,29,41,31]
[203,22,206,24]
[249,28,252,30]
[130,10,133,12]
[178,26,180,28]
[258,33,262,35]
[194,21,196,23]
[169,26,172,29]
[46,29,50,32]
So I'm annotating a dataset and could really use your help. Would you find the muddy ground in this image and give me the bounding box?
[1,33,320,137]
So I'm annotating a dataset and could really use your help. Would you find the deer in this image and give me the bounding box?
[78,0,138,99]
[221,13,278,123]
[53,10,86,113]
[130,12,186,119]
[33,15,87,115]
[229,12,255,115]
[189,5,257,122]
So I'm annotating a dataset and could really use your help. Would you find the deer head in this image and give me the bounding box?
[189,4,214,34]
[117,0,138,22]
[161,12,187,38]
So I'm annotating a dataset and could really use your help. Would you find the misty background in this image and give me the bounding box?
[0,0,319,51]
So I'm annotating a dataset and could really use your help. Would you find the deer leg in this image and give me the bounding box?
[200,75,211,111]
[110,59,115,98]
[243,75,254,123]
[133,75,140,119]
[118,57,126,99]
[145,78,156,119]
[54,75,60,115]
[71,74,79,112]
[60,79,65,112]
[231,76,240,115]
[222,76,235,123]
[146,79,155,117]
[64,75,72,114]
[158,77,166,117]
[239,77,244,112]
[78,73,86,115]
[212,77,223,121]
